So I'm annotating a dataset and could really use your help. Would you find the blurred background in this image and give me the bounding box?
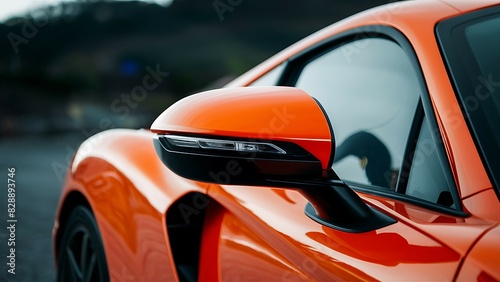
[0,0,388,281]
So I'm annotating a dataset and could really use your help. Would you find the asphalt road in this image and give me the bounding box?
[0,133,84,282]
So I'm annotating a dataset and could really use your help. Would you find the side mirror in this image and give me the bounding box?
[152,86,395,232]
[151,86,334,184]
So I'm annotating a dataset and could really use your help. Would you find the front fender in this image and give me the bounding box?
[56,129,208,281]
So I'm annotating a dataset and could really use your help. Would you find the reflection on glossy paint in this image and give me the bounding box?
[71,156,175,281]
[363,193,468,224]
[75,158,139,251]
[272,189,297,204]
[220,211,313,281]
[308,227,460,267]
[478,271,498,282]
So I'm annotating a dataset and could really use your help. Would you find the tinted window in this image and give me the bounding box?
[465,16,500,85]
[464,15,500,146]
[437,8,500,195]
[295,38,420,189]
[406,119,455,207]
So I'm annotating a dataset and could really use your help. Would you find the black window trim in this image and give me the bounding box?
[396,100,425,195]
[275,25,466,216]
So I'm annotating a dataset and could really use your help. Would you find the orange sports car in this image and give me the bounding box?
[53,0,500,281]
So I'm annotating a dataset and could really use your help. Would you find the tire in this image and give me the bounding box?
[57,205,109,282]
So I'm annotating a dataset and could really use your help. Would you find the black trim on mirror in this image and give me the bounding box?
[154,135,323,185]
[304,203,395,233]
[312,97,336,168]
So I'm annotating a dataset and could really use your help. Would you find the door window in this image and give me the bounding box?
[295,38,421,190]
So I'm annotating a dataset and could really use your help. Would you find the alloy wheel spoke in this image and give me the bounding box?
[84,253,97,282]
[66,247,83,282]
[80,232,89,276]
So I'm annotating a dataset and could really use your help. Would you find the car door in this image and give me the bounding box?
[202,27,493,281]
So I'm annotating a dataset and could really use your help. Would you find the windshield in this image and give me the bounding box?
[437,6,500,194]
[464,15,500,145]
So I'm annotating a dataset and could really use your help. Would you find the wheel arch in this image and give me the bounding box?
[54,190,92,265]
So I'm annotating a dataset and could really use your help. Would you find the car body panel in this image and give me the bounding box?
[198,201,224,282]
[209,184,462,281]
[440,0,500,13]
[361,194,494,256]
[455,223,500,281]
[54,127,497,281]
[462,189,500,223]
[54,1,500,281]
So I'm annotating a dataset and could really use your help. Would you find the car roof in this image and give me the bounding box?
[227,0,500,87]
[439,0,500,13]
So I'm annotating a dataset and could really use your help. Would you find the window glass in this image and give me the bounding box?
[464,15,500,152]
[295,38,420,189]
[437,9,500,197]
[463,15,500,184]
[249,63,285,86]
[406,120,454,207]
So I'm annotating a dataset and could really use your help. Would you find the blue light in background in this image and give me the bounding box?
[120,60,139,76]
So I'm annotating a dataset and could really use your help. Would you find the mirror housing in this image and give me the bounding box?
[151,86,334,185]
[151,86,395,232]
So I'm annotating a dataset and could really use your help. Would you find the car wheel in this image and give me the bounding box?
[57,205,109,282]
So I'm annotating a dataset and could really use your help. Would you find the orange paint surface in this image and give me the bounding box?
[151,87,333,170]
[54,1,500,281]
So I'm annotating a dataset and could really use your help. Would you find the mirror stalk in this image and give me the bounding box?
[268,179,397,233]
